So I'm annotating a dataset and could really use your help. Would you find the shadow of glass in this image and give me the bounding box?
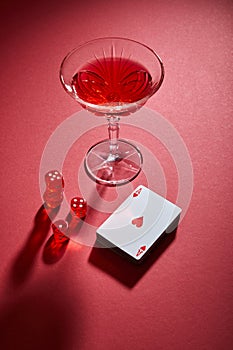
[0,280,83,350]
[9,204,59,287]
[88,229,177,288]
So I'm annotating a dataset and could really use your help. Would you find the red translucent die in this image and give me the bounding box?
[45,170,64,191]
[70,197,87,219]
[52,220,69,243]
[43,170,64,208]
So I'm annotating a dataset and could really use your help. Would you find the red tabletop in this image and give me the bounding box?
[1,1,233,349]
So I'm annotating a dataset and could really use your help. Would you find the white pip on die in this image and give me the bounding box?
[96,185,182,262]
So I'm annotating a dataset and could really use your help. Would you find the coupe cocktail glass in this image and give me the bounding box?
[60,37,164,185]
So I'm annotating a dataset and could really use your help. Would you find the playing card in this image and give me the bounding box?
[96,185,182,261]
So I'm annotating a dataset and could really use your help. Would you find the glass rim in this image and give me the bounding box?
[60,36,163,61]
[59,36,165,110]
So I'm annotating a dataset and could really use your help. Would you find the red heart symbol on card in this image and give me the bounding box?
[133,188,142,197]
[131,216,143,228]
[136,245,146,256]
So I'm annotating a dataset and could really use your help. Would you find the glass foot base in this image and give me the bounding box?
[84,139,143,186]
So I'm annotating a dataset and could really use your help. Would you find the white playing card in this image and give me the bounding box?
[96,185,182,261]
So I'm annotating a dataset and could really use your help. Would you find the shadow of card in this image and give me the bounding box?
[88,229,177,289]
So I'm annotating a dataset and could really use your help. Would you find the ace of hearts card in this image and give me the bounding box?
[96,185,182,262]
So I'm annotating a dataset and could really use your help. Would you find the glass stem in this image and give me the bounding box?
[107,116,120,160]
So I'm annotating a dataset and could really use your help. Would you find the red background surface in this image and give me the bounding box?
[0,0,233,349]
